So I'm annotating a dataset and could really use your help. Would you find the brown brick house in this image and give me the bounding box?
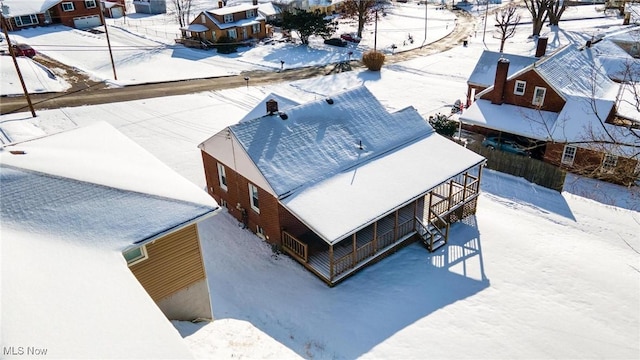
[1,0,104,30]
[199,86,486,286]
[179,0,267,49]
[460,39,640,185]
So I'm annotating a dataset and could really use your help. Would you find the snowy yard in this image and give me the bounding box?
[1,1,639,359]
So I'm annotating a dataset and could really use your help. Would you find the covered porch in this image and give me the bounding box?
[281,165,484,286]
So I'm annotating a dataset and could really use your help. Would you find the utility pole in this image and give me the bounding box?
[0,14,36,117]
[98,5,117,80]
[374,8,378,52]
[482,0,489,44]
[424,1,428,43]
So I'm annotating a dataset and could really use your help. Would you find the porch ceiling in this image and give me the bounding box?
[280,132,484,244]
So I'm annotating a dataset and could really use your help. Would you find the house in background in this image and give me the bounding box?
[272,0,338,14]
[133,0,166,14]
[460,39,640,185]
[102,0,126,18]
[1,0,104,30]
[199,86,485,286]
[2,122,220,357]
[178,0,267,49]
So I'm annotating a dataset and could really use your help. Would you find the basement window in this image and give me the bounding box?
[514,80,526,95]
[123,245,148,266]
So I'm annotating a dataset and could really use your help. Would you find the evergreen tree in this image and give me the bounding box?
[281,9,337,45]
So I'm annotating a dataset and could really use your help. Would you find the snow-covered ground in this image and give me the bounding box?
[1,2,639,359]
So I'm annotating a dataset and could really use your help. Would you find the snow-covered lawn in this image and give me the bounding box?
[1,2,638,359]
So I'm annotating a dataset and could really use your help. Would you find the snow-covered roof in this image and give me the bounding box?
[208,3,259,16]
[1,122,218,358]
[103,1,125,9]
[459,99,558,140]
[204,7,265,30]
[0,0,60,17]
[258,2,282,17]
[238,92,300,123]
[231,86,433,197]
[182,23,210,32]
[282,130,485,243]
[535,45,618,99]
[592,39,640,82]
[467,50,537,87]
[231,86,485,243]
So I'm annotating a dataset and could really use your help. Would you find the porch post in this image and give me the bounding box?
[329,244,334,280]
[373,221,378,252]
[352,233,357,266]
[462,171,469,201]
[394,210,398,241]
[448,179,454,211]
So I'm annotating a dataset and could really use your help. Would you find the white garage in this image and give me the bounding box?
[73,15,102,29]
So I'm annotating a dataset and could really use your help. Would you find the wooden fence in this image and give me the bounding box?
[468,142,566,191]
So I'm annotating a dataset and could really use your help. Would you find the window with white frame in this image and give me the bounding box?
[514,80,526,95]
[252,23,260,34]
[227,28,237,39]
[123,245,148,266]
[561,145,577,165]
[15,15,39,26]
[246,9,255,17]
[85,0,97,8]
[62,2,75,11]
[248,183,260,213]
[602,154,618,173]
[224,14,234,23]
[532,86,546,106]
[256,225,265,239]
[201,14,206,23]
[217,163,227,191]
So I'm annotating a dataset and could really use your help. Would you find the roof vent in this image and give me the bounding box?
[326,98,334,105]
[279,112,288,120]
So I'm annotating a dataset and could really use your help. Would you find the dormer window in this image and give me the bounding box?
[224,14,234,23]
[602,154,618,173]
[532,86,546,106]
[514,80,526,95]
[246,9,255,18]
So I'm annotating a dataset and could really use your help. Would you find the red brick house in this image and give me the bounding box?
[460,38,640,185]
[1,0,104,30]
[178,0,267,49]
[199,86,486,285]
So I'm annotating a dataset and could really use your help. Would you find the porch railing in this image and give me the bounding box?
[282,231,308,263]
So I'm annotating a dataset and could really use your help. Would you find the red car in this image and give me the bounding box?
[340,33,361,43]
[12,43,36,58]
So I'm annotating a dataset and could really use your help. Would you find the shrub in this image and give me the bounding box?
[362,50,385,71]
[428,113,458,137]
[216,36,238,54]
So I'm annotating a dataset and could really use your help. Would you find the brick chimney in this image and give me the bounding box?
[218,1,223,8]
[492,58,510,105]
[266,99,278,114]
[535,37,548,57]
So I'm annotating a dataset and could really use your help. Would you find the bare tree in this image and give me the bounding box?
[495,4,521,53]
[547,0,568,26]
[173,0,193,28]
[522,0,549,37]
[339,0,387,38]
